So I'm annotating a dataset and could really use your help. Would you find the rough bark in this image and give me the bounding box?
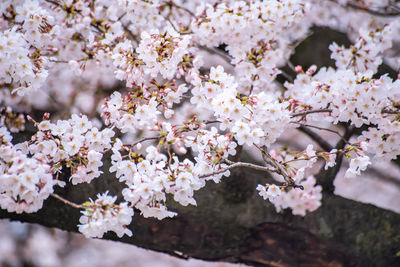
[2,27,400,266]
[1,162,400,267]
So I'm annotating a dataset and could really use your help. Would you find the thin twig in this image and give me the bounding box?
[51,193,84,209]
[382,108,400,115]
[287,60,296,72]
[169,1,196,17]
[291,107,400,118]
[199,159,278,178]
[44,0,104,33]
[253,144,295,185]
[203,120,222,125]
[166,17,193,35]
[129,136,160,147]
[328,0,400,16]
[293,30,314,49]
[316,125,355,193]
[335,125,355,150]
[122,24,138,43]
[297,125,333,151]
[292,122,350,145]
[279,69,294,83]
[48,59,69,63]
[199,45,232,64]
[44,0,61,7]
[290,108,333,118]
[127,121,220,148]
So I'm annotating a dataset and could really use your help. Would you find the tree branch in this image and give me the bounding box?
[297,125,333,151]
[200,158,280,178]
[198,46,232,64]
[290,108,333,118]
[316,125,355,193]
[50,193,84,209]
[328,0,400,17]
[1,159,399,267]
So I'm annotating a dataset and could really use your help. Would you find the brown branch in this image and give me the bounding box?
[198,46,232,64]
[2,125,400,266]
[199,159,278,179]
[297,125,333,151]
[1,162,400,267]
[44,0,105,34]
[44,0,61,7]
[279,69,294,83]
[50,193,84,209]
[128,136,160,148]
[316,125,355,193]
[290,108,333,118]
[292,122,350,145]
[166,17,193,35]
[168,1,196,17]
[382,108,400,114]
[290,107,400,120]
[328,0,400,16]
[254,144,297,186]
[122,24,138,43]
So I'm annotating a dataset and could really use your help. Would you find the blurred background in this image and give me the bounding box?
[0,220,249,267]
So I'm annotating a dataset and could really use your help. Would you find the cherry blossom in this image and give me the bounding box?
[78,192,133,238]
[1,0,400,238]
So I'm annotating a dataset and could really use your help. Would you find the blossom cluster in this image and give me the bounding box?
[359,124,400,161]
[191,66,291,147]
[286,67,398,127]
[1,0,400,240]
[102,91,160,133]
[0,107,25,133]
[0,127,54,213]
[105,0,163,34]
[286,57,400,163]
[0,27,48,96]
[187,127,237,181]
[330,23,397,74]
[29,114,114,185]
[137,30,191,80]
[109,126,237,220]
[78,192,134,238]
[257,176,322,216]
[192,0,304,48]
[192,0,306,95]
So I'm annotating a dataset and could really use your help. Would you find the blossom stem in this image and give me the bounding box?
[168,1,196,17]
[290,108,333,118]
[129,137,160,148]
[51,193,84,209]
[253,144,294,185]
[297,125,333,151]
[293,122,350,145]
[198,159,278,179]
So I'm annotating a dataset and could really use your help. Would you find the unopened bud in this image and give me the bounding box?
[295,65,303,73]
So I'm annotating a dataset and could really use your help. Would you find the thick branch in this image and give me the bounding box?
[1,157,399,267]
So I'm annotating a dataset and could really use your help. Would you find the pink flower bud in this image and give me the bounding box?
[295,65,303,73]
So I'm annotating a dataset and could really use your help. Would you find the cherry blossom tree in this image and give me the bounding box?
[1,0,400,266]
